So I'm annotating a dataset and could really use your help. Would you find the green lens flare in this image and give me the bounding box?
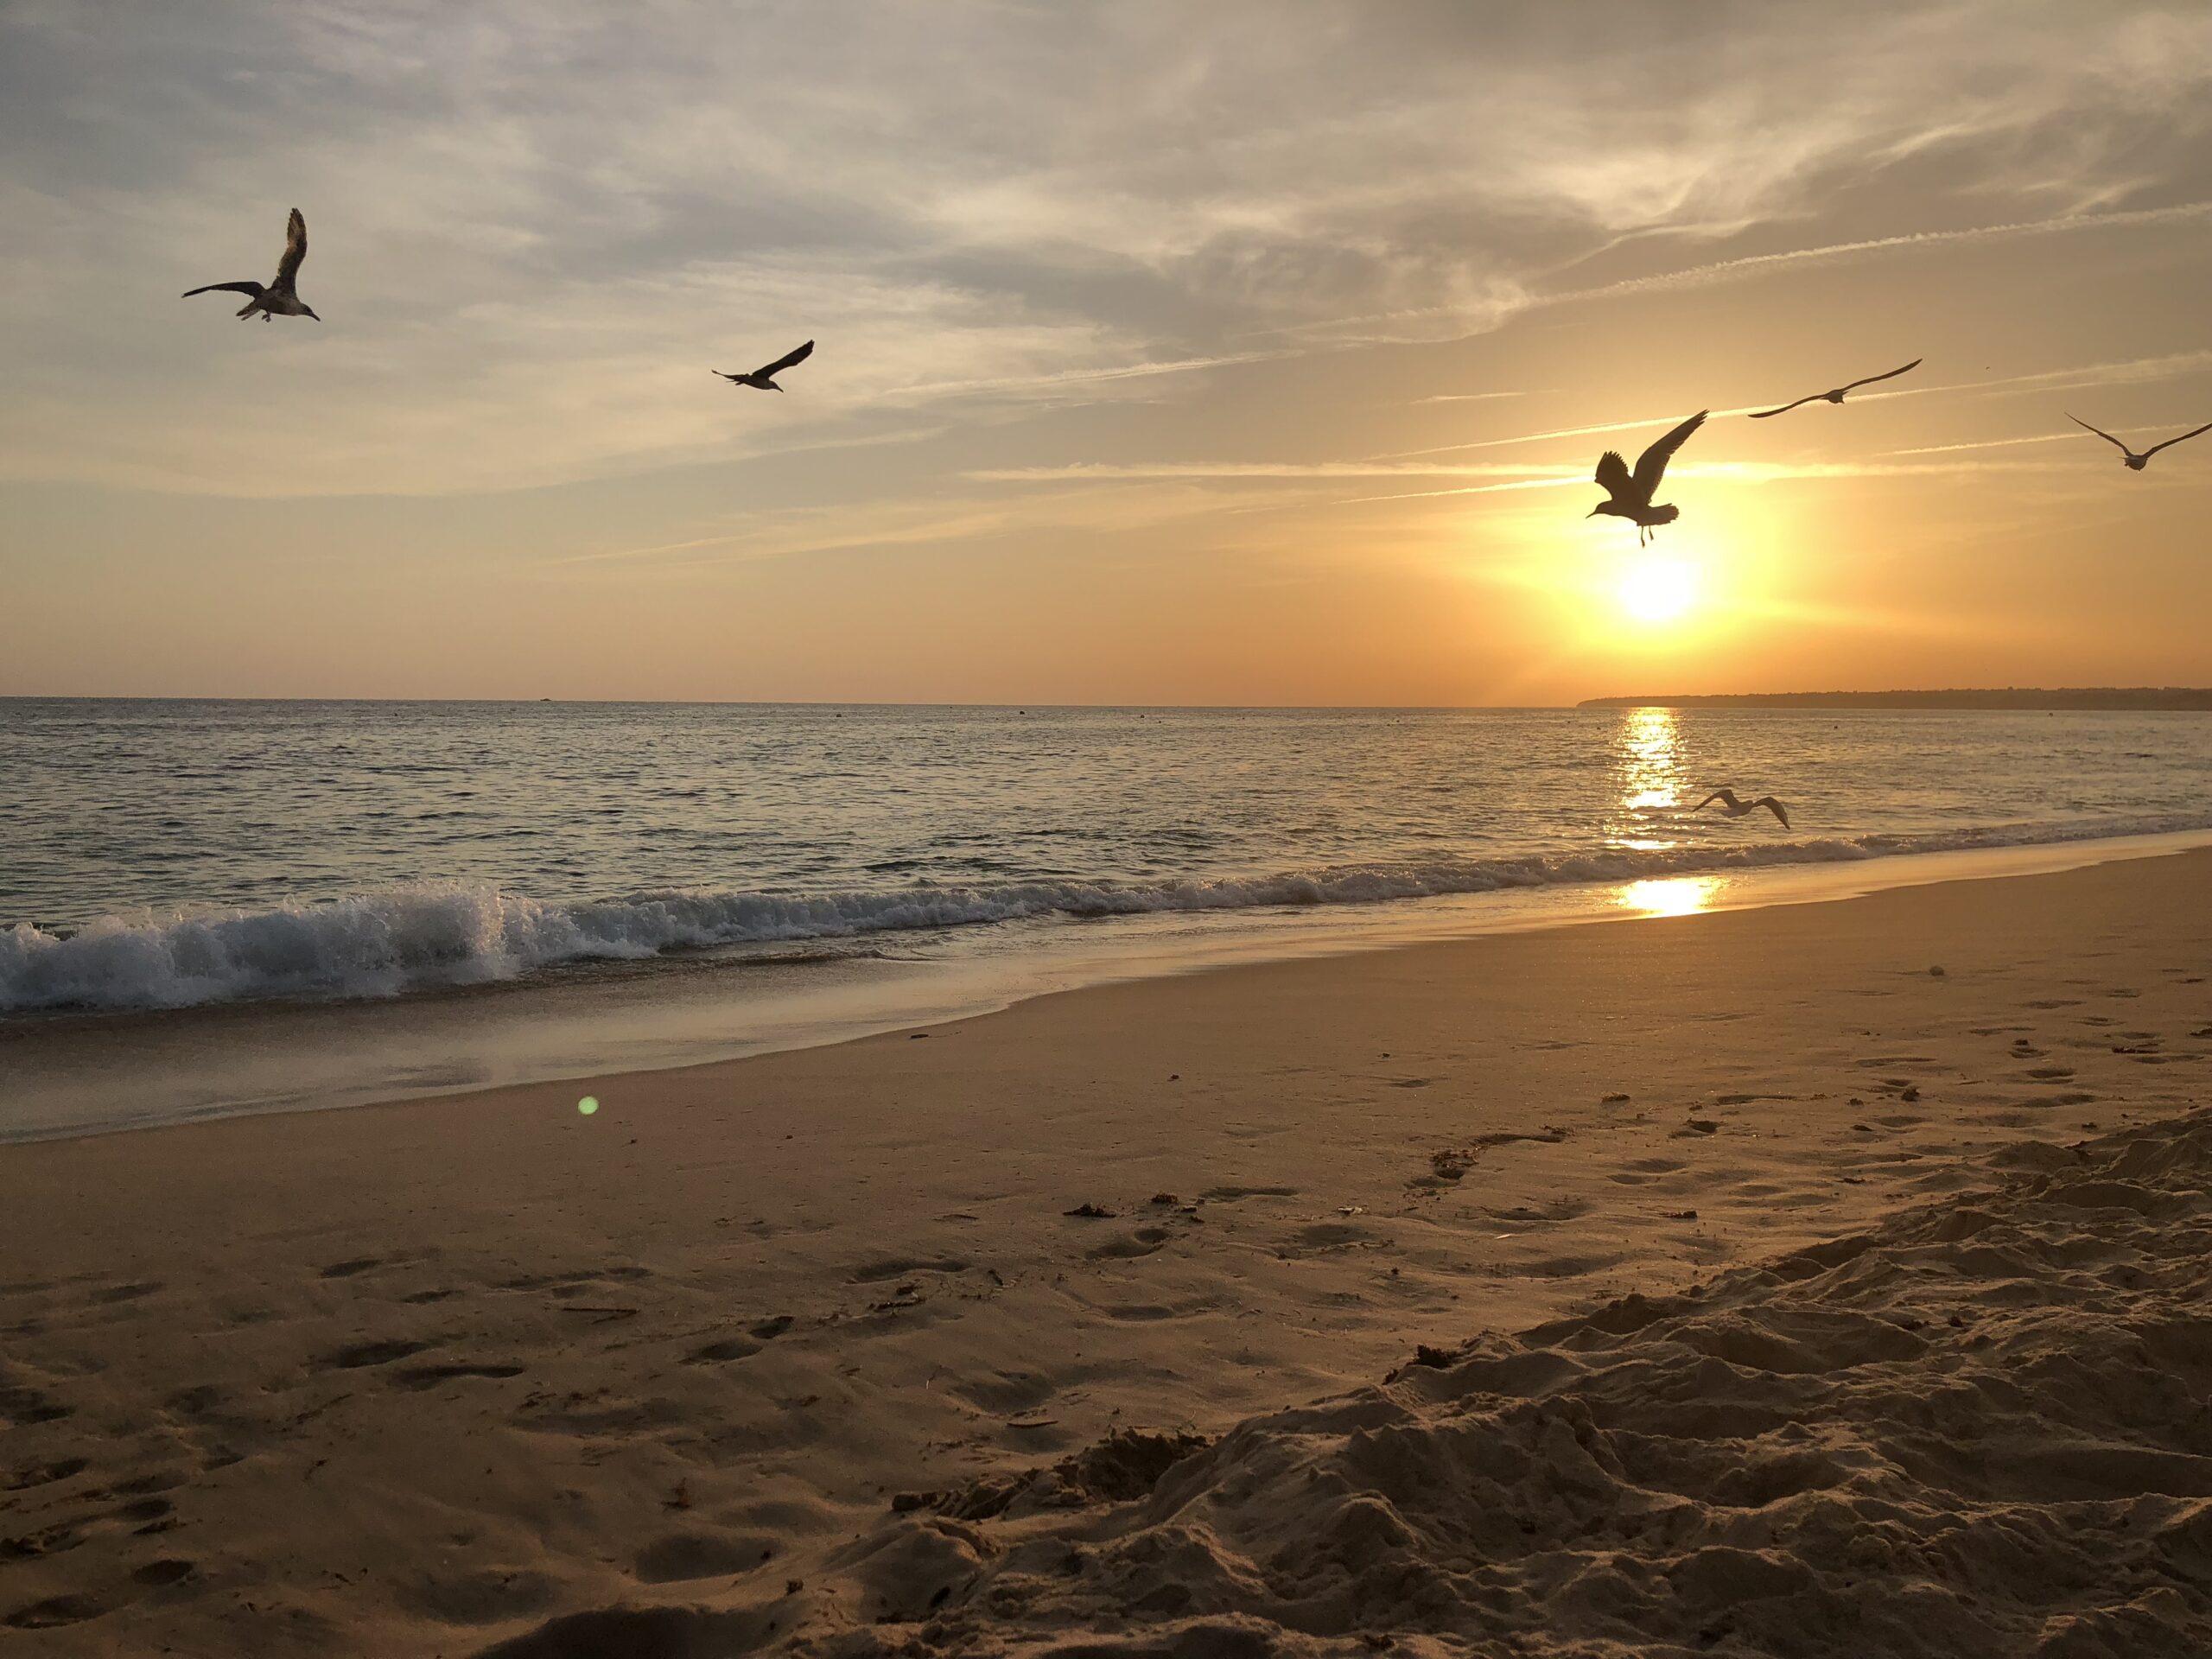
[577,1096,600,1116]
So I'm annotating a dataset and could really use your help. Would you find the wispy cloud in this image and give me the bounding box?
[1413,390,1534,406]
[1544,200,2212,306]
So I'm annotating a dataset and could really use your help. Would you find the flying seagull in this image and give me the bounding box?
[1693,789,1790,829]
[714,340,814,391]
[2066,412,2212,472]
[1589,410,1707,545]
[182,208,317,321]
[1748,358,1921,419]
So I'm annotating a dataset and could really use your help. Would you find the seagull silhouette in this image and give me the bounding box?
[714,340,815,391]
[1693,789,1790,829]
[182,208,317,321]
[1748,358,1920,419]
[1589,411,1707,545]
[2066,412,2212,471]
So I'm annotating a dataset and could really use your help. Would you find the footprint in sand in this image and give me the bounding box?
[396,1363,525,1390]
[1199,1185,1299,1201]
[164,1384,224,1418]
[0,1523,83,1562]
[111,1471,184,1497]
[749,1315,795,1340]
[0,1386,72,1427]
[317,1257,385,1280]
[1090,1226,1173,1261]
[314,1338,440,1371]
[685,1338,763,1364]
[1277,1221,1371,1257]
[2,1457,87,1491]
[849,1258,969,1284]
[632,1532,775,1584]
[4,1593,110,1630]
[2026,1066,2075,1080]
[131,1559,195,1587]
[90,1281,161,1305]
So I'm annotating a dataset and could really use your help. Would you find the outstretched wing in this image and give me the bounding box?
[1632,410,1707,496]
[1754,797,1791,828]
[182,281,264,299]
[1692,790,1736,812]
[1747,392,1820,420]
[1835,357,1921,396]
[276,208,308,287]
[753,339,814,378]
[2139,419,2212,461]
[1593,450,1632,499]
[2067,413,2129,454]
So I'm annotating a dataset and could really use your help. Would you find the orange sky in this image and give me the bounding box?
[7,3,2212,704]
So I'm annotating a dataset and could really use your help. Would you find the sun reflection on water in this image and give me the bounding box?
[1606,706,1689,850]
[1617,875,1722,917]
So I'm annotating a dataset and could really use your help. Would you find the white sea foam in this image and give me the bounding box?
[6,812,2209,1014]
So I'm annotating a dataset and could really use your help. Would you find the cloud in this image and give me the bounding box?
[1542,200,2212,307]
[7,0,2212,504]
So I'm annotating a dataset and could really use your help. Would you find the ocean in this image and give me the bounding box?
[8,697,2212,1015]
[5,698,2210,1139]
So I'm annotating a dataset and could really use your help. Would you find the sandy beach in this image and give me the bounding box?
[4,850,2211,1656]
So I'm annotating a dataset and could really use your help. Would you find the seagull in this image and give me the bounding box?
[1693,789,1790,829]
[182,208,317,321]
[713,340,814,391]
[1748,358,1921,419]
[1589,410,1707,545]
[2066,412,2212,472]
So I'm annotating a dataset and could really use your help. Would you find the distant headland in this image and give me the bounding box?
[1577,688,2212,711]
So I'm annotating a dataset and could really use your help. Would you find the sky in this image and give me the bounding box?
[7,0,2212,705]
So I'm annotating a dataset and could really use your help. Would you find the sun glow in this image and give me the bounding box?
[1618,558,1698,625]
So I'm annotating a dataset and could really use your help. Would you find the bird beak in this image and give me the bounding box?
[1585,507,1599,518]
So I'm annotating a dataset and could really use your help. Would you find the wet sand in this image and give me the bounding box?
[3,850,2211,1654]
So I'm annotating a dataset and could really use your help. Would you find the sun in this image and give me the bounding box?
[1618,558,1698,626]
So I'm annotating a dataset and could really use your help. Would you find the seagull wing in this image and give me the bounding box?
[2138,419,2212,461]
[2067,413,2130,454]
[275,208,308,289]
[1747,392,1821,420]
[182,281,264,299]
[753,340,815,378]
[1631,410,1707,497]
[1593,450,1632,499]
[1691,790,1736,811]
[1754,797,1791,828]
[1835,358,1922,396]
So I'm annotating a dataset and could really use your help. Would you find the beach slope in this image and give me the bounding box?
[3,852,2209,1654]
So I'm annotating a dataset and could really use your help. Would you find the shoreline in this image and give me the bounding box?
[11,826,2212,1146]
[3,849,2210,1652]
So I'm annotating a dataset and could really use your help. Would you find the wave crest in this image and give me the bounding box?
[7,813,2208,1014]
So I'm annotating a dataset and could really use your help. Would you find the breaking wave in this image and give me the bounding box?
[5,812,2209,1014]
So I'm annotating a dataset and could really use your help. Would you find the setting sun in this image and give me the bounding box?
[1618,558,1699,625]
